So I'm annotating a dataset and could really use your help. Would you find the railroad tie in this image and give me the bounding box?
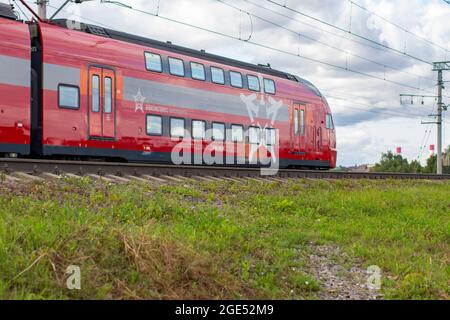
[205,176,224,182]
[255,177,276,183]
[221,177,242,183]
[41,172,63,180]
[160,175,185,183]
[174,175,195,182]
[245,177,265,183]
[87,174,116,183]
[1,160,450,181]
[105,175,131,183]
[64,173,82,179]
[13,172,44,181]
[142,175,167,183]
[126,175,148,183]
[1,174,21,182]
[266,177,285,183]
[192,176,216,182]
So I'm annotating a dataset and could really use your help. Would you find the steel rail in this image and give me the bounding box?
[0,159,449,181]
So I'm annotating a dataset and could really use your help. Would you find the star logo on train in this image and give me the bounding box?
[133,89,146,113]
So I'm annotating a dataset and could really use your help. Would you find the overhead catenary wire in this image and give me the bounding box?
[79,0,444,95]
[241,0,436,83]
[417,100,435,161]
[217,0,435,83]
[349,0,450,56]
[266,0,433,66]
[418,125,431,161]
[326,94,449,123]
[247,0,425,60]
[326,88,450,124]
[418,105,437,162]
[421,126,434,162]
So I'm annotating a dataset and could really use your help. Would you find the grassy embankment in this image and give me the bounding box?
[0,177,448,299]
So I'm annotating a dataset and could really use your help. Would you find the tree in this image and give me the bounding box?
[423,155,437,174]
[367,146,450,174]
[371,151,412,173]
[409,160,423,173]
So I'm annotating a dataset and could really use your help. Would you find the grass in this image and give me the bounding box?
[0,177,448,300]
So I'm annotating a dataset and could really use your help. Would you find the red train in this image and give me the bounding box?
[0,5,336,169]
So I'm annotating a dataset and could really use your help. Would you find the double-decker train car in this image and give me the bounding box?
[0,6,30,156]
[0,4,336,169]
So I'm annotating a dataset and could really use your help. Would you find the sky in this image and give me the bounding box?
[6,0,450,166]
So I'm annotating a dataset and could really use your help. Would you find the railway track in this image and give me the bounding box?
[1,158,449,184]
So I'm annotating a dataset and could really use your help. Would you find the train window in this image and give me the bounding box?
[170,117,185,138]
[294,109,299,135]
[211,67,225,84]
[264,78,276,94]
[247,75,260,92]
[230,71,243,88]
[249,126,261,145]
[190,62,206,81]
[144,52,163,72]
[58,84,80,110]
[231,124,244,142]
[265,128,277,146]
[212,122,225,141]
[326,114,334,130]
[300,110,305,135]
[192,120,206,140]
[104,77,112,114]
[146,115,163,136]
[169,57,185,77]
[92,75,100,113]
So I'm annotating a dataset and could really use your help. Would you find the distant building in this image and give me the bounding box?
[444,151,450,167]
[347,164,375,173]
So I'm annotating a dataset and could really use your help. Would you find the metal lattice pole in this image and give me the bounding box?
[433,62,450,175]
[437,70,443,174]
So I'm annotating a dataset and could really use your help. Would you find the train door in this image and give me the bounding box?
[88,66,116,140]
[291,105,300,153]
[102,69,115,139]
[291,103,306,154]
[298,105,306,152]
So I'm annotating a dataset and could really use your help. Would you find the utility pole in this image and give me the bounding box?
[437,69,443,175]
[403,62,449,174]
[432,61,450,175]
[36,0,47,20]
[400,66,449,175]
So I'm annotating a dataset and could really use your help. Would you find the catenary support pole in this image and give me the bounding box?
[36,0,47,20]
[437,69,443,175]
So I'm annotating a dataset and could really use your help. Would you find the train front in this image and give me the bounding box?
[323,97,337,169]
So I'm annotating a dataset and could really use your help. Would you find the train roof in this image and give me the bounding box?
[49,19,324,98]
